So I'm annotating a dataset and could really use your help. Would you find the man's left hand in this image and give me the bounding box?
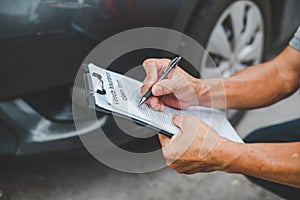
[159,114,234,174]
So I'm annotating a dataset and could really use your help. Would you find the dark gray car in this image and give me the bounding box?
[0,0,299,156]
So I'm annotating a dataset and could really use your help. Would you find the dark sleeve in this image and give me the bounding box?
[289,26,300,51]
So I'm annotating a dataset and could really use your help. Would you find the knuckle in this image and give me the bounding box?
[142,59,154,66]
[160,58,171,64]
[143,58,157,64]
[143,59,158,70]
[157,59,171,69]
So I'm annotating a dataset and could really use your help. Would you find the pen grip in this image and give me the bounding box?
[144,88,153,100]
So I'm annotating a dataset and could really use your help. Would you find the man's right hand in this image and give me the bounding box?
[141,58,202,111]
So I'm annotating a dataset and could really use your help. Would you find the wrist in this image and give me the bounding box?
[193,78,230,108]
[213,137,244,173]
[191,78,209,106]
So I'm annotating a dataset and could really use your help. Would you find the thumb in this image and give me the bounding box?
[152,79,175,96]
[158,133,171,147]
[172,114,184,129]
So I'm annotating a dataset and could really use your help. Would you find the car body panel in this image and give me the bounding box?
[0,0,195,101]
[0,0,300,156]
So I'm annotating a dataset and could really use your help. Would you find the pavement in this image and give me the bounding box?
[0,92,299,200]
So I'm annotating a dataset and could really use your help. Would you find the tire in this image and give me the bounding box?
[185,0,272,125]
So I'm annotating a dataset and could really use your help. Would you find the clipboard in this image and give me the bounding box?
[82,63,174,137]
[82,63,243,143]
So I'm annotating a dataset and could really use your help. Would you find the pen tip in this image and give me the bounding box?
[138,97,146,106]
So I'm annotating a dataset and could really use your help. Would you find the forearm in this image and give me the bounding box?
[195,47,300,109]
[216,140,300,188]
[197,61,295,109]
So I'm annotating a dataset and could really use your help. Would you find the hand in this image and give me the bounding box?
[141,58,202,111]
[159,114,234,174]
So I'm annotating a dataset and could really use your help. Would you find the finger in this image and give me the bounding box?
[183,170,196,175]
[147,97,165,111]
[154,58,172,73]
[151,68,187,96]
[176,168,194,174]
[140,84,165,111]
[173,115,202,135]
[140,83,151,95]
[167,160,190,170]
[152,78,180,97]
[158,133,171,147]
[185,166,214,174]
[142,61,158,84]
[143,58,171,83]
[143,58,181,79]
[166,160,173,168]
[151,79,175,96]
[174,163,196,174]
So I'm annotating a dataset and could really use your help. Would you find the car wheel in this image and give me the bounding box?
[186,0,271,124]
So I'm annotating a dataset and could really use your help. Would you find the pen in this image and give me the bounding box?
[138,56,182,106]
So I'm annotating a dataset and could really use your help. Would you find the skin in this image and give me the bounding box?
[141,46,300,188]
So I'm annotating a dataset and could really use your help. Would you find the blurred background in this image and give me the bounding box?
[0,0,300,199]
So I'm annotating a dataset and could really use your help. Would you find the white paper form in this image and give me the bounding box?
[87,63,243,143]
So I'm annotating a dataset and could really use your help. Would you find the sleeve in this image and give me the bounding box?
[289,26,300,51]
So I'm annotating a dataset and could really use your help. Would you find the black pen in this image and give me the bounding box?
[138,56,182,106]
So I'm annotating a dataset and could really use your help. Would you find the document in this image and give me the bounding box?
[84,63,243,143]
